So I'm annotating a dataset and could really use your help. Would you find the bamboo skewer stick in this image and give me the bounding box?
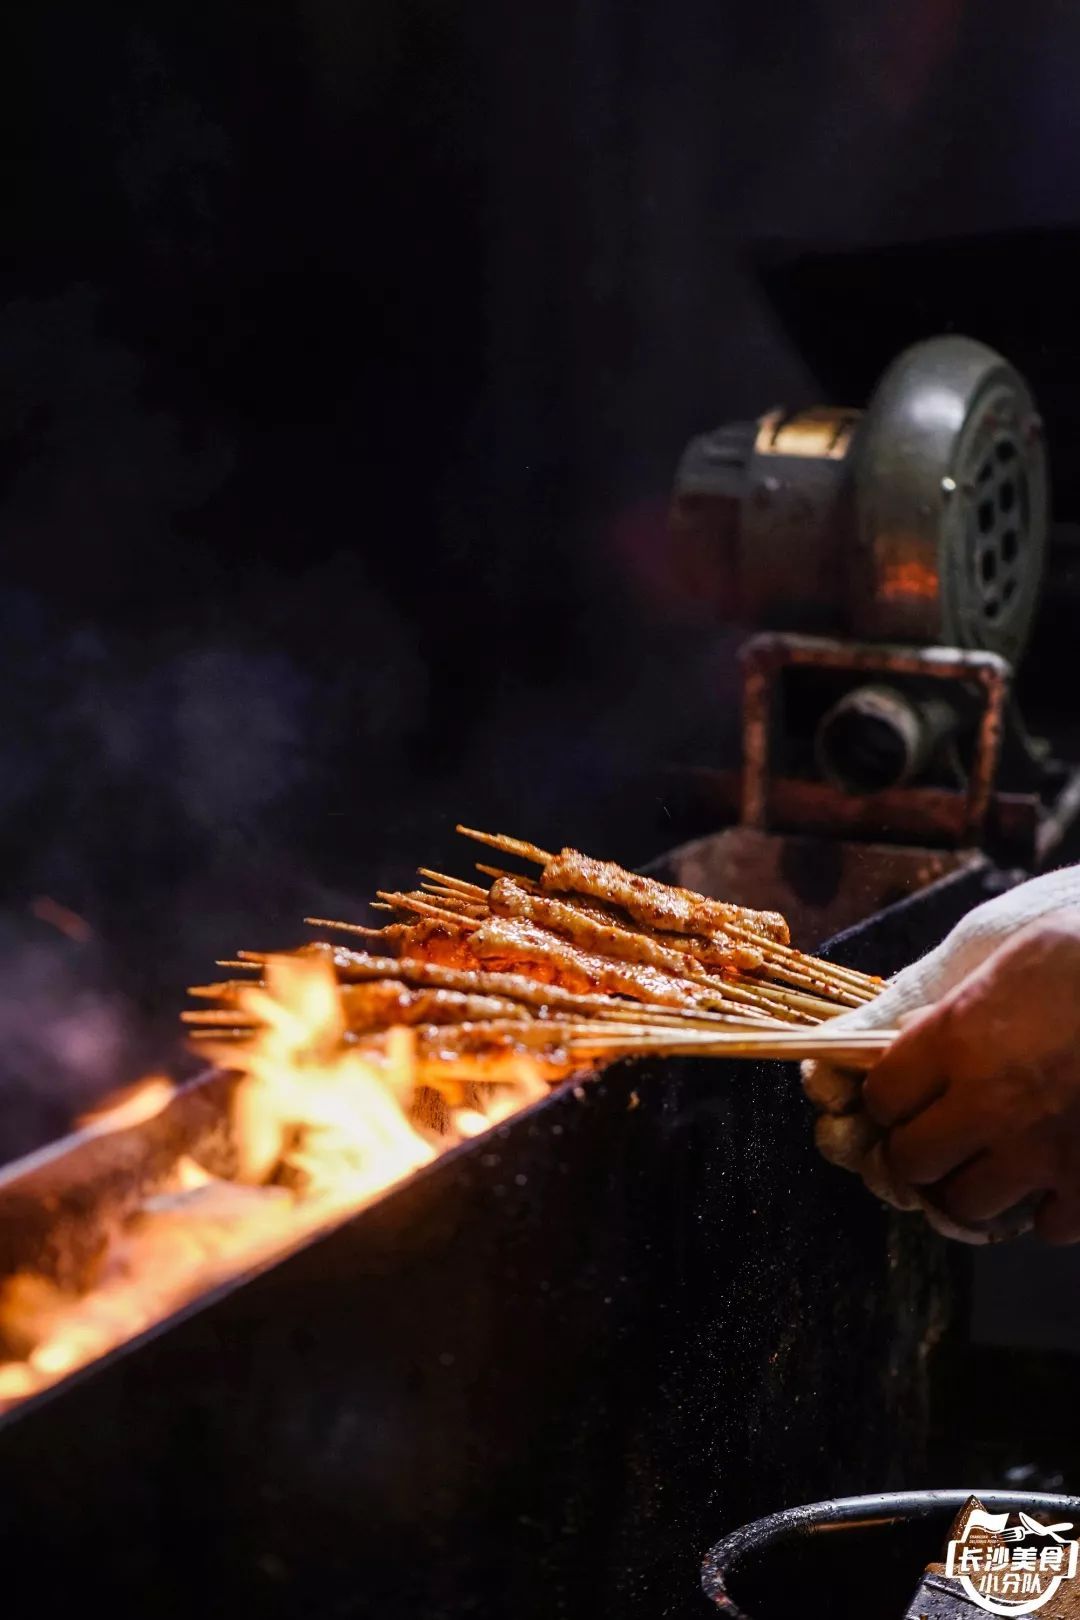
[189,1013,738,1047]
[417,869,489,899]
[418,879,478,898]
[570,1025,892,1049]
[415,885,483,908]
[457,826,551,864]
[418,1019,888,1055]
[304,907,786,1030]
[195,829,894,1084]
[188,1005,891,1063]
[569,1028,896,1067]
[313,846,873,1021]
[474,862,532,887]
[759,943,880,994]
[728,944,873,1008]
[181,1008,262,1026]
[417,891,489,918]
[387,882,840,1024]
[333,887,790,1010]
[416,1018,698,1045]
[309,898,831,1026]
[374,889,825,1025]
[726,929,878,1000]
[299,950,786,1030]
[303,920,387,939]
[455,825,882,998]
[442,877,844,1022]
[672,973,827,1023]
[376,891,481,928]
[188,980,265,1000]
[185,979,775,1036]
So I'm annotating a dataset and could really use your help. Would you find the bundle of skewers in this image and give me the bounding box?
[185,828,894,1083]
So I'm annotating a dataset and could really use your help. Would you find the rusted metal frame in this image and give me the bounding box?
[739,633,1010,845]
[741,780,1009,843]
[667,765,1042,851]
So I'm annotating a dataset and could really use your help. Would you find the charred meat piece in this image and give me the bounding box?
[297,944,749,1029]
[331,914,774,1018]
[323,918,489,970]
[538,850,790,945]
[397,919,489,971]
[338,983,528,1032]
[466,916,767,1014]
[487,876,764,975]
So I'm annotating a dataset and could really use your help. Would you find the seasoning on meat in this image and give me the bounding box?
[292,942,752,1028]
[487,875,765,974]
[338,982,526,1032]
[538,849,790,944]
[467,915,772,1015]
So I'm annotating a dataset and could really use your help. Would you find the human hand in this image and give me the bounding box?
[802,864,1080,1242]
[865,910,1080,1243]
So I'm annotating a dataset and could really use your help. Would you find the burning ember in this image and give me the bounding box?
[0,956,549,1410]
[0,826,882,1413]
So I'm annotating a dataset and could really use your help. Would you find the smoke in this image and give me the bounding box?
[0,10,774,1159]
[0,280,438,1155]
[0,273,723,1162]
[0,920,140,1157]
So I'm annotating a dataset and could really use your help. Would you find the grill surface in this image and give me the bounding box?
[0,863,1000,1619]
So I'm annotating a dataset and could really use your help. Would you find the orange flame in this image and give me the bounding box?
[0,957,551,1409]
[76,1076,176,1135]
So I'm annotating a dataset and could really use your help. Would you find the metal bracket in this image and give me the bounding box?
[739,632,1011,846]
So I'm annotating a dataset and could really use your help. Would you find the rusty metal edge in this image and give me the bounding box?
[738,632,1011,843]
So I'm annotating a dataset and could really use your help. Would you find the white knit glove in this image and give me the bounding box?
[803,864,1080,1243]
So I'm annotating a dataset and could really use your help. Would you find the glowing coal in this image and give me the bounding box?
[0,956,550,1410]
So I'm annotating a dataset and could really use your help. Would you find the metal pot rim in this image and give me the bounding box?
[701,1488,1080,1615]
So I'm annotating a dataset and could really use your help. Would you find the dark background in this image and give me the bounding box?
[5,0,1080,1147]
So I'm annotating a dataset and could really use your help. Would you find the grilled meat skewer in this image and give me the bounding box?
[457,828,879,1001]
[461,834,790,945]
[465,916,784,1017]
[487,875,765,973]
[286,944,775,1029]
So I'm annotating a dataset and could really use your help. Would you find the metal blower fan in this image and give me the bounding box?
[674,334,1048,659]
[670,335,1074,864]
